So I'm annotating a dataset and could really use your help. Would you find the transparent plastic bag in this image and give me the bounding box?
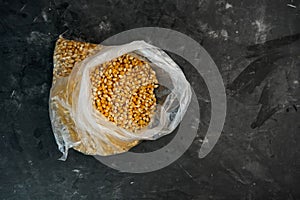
[49,40,191,160]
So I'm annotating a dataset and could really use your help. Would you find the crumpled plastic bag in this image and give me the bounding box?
[49,37,191,160]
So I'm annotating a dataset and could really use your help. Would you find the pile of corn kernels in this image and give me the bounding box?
[90,54,158,132]
[53,37,159,132]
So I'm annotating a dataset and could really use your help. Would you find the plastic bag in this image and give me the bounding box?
[49,38,191,160]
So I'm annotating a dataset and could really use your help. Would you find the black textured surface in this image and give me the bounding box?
[1,0,300,199]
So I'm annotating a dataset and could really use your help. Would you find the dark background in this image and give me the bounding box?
[0,0,299,199]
